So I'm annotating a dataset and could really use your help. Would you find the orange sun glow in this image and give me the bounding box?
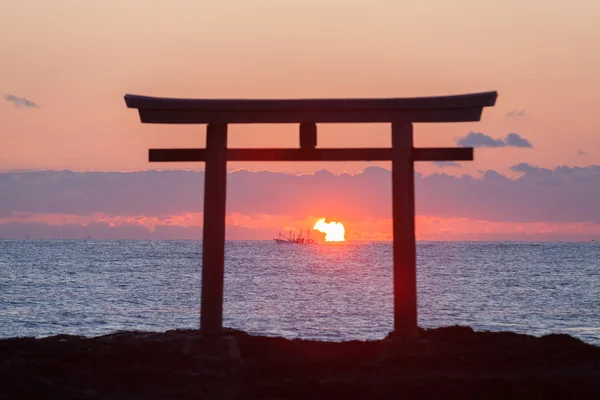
[313,218,345,242]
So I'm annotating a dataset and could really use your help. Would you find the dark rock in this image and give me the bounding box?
[0,327,598,399]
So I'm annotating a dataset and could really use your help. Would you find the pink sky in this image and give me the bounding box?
[1,1,599,240]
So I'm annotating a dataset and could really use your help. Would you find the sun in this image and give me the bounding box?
[313,218,345,242]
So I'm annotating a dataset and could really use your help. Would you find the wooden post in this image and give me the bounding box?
[200,123,228,336]
[391,122,417,340]
[299,123,317,150]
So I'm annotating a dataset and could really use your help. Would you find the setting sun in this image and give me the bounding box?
[313,218,345,242]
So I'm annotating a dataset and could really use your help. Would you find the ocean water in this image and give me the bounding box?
[0,240,598,345]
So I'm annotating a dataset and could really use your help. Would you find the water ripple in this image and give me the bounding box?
[0,240,598,345]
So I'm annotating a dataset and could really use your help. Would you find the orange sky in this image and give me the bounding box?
[2,210,599,241]
[1,1,600,240]
[2,0,599,176]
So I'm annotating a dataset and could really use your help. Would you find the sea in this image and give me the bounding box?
[0,240,598,345]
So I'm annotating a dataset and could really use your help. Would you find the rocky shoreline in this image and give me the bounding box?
[1,326,599,399]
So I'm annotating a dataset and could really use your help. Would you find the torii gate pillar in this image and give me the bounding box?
[125,91,497,339]
[392,122,417,338]
[200,123,228,335]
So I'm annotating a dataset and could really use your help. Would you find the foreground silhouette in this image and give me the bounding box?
[125,91,497,339]
[2,326,598,399]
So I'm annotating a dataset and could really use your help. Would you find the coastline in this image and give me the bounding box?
[2,326,599,399]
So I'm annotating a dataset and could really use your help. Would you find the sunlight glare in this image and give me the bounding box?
[313,218,345,242]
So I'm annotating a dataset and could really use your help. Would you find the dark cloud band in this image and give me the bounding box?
[1,164,599,224]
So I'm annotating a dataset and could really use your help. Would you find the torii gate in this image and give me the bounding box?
[125,91,497,339]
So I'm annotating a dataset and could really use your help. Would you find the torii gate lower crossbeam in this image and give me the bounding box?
[125,91,497,340]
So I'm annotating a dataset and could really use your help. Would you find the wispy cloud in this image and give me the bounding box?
[456,132,533,148]
[433,161,461,168]
[4,94,40,108]
[506,109,526,117]
[578,150,586,156]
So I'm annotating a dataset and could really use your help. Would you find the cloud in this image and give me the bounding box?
[433,161,461,168]
[0,170,204,216]
[506,109,526,117]
[456,131,533,148]
[510,163,538,173]
[504,133,533,148]
[578,150,586,156]
[1,165,600,231]
[456,132,504,148]
[4,94,40,108]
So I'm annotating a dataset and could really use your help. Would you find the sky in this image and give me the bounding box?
[1,0,600,240]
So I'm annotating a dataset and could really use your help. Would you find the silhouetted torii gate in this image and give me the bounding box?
[125,91,497,339]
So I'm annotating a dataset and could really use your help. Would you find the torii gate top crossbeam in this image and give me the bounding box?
[125,91,497,124]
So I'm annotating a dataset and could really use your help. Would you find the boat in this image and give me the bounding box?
[274,229,318,244]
